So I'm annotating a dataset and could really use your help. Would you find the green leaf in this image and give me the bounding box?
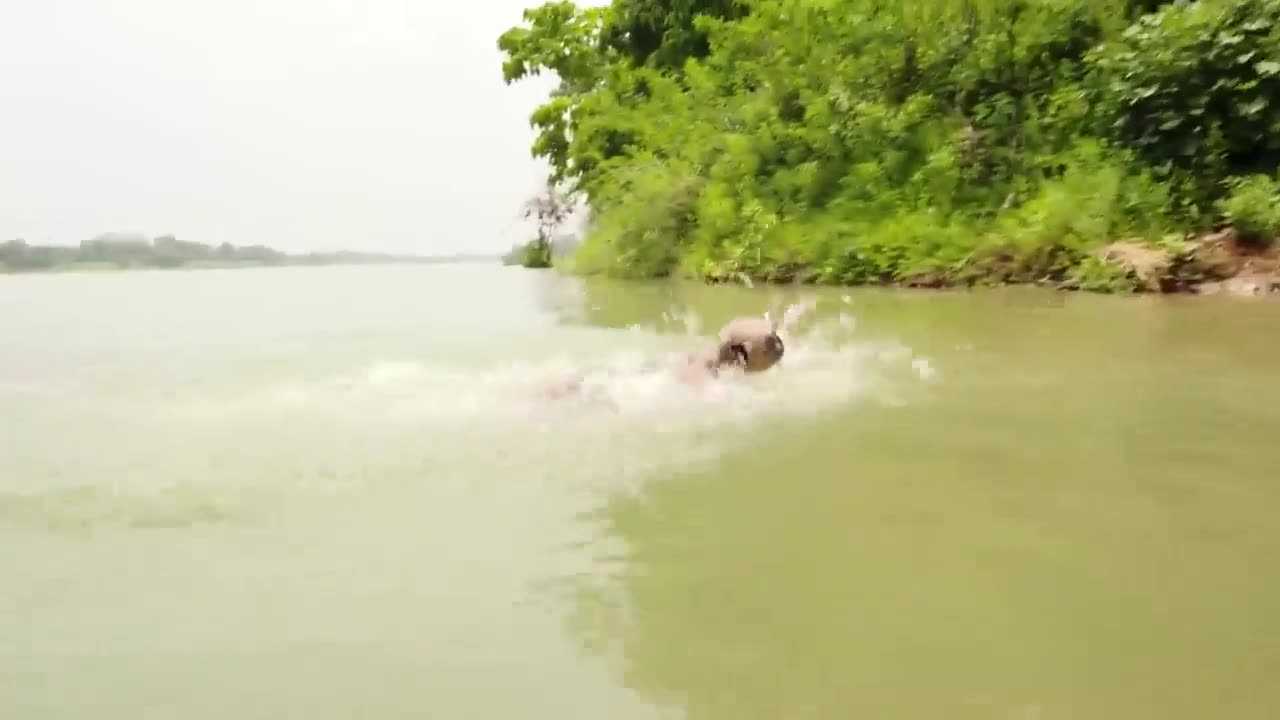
[1241,96,1268,116]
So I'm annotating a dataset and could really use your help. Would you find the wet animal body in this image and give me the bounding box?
[540,316,786,398]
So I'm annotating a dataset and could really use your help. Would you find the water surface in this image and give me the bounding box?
[2,265,1277,719]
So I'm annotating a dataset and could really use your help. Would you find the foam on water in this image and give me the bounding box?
[0,299,940,531]
[237,300,926,428]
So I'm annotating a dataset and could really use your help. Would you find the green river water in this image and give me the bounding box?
[1,264,1277,719]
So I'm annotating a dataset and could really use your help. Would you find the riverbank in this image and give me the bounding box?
[784,227,1280,297]
[553,224,1280,297]
[1089,229,1280,297]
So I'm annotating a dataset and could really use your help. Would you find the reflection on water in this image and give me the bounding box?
[1,265,1278,719]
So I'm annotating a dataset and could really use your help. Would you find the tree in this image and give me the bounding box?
[518,184,576,268]
[498,2,615,187]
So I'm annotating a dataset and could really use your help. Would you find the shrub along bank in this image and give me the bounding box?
[499,0,1280,293]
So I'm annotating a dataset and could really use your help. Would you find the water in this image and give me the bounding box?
[2,264,1277,719]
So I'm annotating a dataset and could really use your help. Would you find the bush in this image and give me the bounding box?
[1216,174,1280,244]
[1089,0,1280,207]
[568,160,704,278]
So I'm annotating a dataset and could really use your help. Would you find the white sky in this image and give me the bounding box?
[0,0,570,254]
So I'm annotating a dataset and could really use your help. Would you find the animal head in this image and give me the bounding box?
[715,316,785,373]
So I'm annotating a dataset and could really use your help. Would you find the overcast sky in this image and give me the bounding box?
[0,0,572,254]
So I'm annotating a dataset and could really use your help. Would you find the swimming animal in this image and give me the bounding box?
[539,315,786,398]
[714,315,786,374]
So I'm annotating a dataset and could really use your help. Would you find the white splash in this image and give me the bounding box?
[158,298,938,501]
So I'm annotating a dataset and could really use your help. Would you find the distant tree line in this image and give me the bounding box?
[0,233,495,272]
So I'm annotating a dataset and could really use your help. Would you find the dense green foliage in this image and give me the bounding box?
[499,0,1280,288]
[0,235,478,273]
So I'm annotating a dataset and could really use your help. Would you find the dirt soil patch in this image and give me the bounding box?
[1097,228,1280,296]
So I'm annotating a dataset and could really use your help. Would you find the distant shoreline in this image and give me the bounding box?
[1,236,499,275]
[0,257,501,275]
[0,257,499,274]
